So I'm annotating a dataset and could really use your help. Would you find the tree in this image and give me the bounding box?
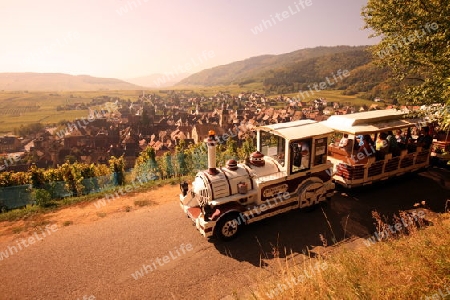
[163,152,174,178]
[174,140,189,176]
[60,162,83,196]
[141,109,150,126]
[64,155,77,164]
[29,164,45,189]
[16,122,44,137]
[109,156,125,186]
[222,137,238,163]
[133,146,158,181]
[362,0,450,105]
[237,137,256,163]
[190,143,208,173]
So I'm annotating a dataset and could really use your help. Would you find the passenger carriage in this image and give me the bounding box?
[323,109,430,188]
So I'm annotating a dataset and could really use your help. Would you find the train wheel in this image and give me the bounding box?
[298,179,325,209]
[215,213,242,241]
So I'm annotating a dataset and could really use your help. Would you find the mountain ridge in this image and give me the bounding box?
[0,45,394,100]
[0,72,142,91]
[177,45,370,86]
[125,73,191,88]
[176,45,395,100]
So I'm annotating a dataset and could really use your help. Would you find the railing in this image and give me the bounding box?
[0,184,32,210]
[0,171,159,211]
[334,148,429,183]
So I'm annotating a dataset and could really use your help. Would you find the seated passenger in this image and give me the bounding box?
[292,142,309,170]
[356,135,364,147]
[395,129,406,144]
[376,132,389,160]
[338,134,349,148]
[416,127,432,150]
[405,128,417,153]
[300,142,310,169]
[353,135,375,163]
[376,133,389,151]
[338,133,354,153]
[395,129,406,149]
[386,131,400,156]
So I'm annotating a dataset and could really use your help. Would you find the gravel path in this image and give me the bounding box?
[0,202,263,300]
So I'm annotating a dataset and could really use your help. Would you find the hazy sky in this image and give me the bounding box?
[0,0,377,79]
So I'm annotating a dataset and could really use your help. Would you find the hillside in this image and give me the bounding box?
[0,73,142,91]
[125,73,191,88]
[177,46,368,86]
[0,46,397,99]
[263,49,396,100]
[177,45,396,101]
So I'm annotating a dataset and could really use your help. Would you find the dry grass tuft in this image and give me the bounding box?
[251,213,450,300]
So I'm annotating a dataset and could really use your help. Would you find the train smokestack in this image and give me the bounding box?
[206,130,218,175]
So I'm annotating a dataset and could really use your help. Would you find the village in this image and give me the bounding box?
[0,91,418,172]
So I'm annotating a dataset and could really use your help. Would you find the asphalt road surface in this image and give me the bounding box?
[0,168,449,300]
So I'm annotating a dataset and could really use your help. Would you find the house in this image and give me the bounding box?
[0,136,21,152]
[63,127,88,148]
[122,133,139,169]
[191,124,226,144]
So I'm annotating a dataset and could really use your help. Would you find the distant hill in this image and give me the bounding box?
[177,46,368,86]
[125,73,191,88]
[0,73,142,91]
[177,45,396,100]
[261,49,397,100]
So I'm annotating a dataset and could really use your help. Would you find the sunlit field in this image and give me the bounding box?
[0,90,142,134]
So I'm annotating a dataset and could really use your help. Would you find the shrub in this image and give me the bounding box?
[33,189,52,207]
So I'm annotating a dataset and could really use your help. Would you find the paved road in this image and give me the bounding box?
[0,168,448,300]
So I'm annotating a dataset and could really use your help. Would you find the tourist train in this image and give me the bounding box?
[179,109,432,240]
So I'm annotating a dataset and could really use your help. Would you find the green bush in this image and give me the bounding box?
[33,189,52,207]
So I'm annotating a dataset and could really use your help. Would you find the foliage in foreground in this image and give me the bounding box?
[252,214,450,300]
[362,0,450,106]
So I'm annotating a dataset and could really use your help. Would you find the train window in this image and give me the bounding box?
[313,137,328,166]
[290,139,311,173]
[260,131,286,164]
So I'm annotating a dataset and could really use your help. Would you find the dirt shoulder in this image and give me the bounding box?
[0,184,181,244]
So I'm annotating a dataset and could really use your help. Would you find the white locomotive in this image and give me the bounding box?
[180,120,335,240]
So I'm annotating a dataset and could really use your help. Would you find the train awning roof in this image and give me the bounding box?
[257,120,334,140]
[322,109,417,134]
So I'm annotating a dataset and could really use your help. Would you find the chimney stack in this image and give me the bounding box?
[206,130,218,175]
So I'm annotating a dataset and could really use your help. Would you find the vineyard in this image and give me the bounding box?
[0,106,40,116]
[0,160,113,211]
[0,136,256,212]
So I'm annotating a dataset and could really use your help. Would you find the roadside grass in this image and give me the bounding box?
[96,212,107,218]
[134,199,154,207]
[251,213,450,300]
[11,226,25,234]
[6,215,55,234]
[62,220,73,226]
[0,176,193,223]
